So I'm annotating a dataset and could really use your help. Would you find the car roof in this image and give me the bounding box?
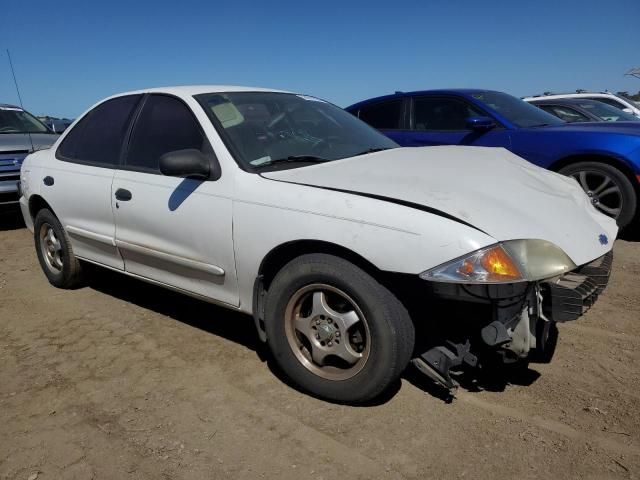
[0,103,23,110]
[527,97,602,105]
[110,85,292,98]
[346,89,502,109]
[523,92,619,101]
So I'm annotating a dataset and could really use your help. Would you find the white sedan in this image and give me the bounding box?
[19,86,617,402]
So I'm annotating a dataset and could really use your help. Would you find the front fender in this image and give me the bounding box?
[232,173,495,313]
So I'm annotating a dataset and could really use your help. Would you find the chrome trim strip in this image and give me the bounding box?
[65,225,116,246]
[115,240,225,277]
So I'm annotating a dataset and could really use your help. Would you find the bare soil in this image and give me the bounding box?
[1,208,639,479]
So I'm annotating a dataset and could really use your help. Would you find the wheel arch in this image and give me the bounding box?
[252,240,386,342]
[549,153,640,193]
[28,194,56,220]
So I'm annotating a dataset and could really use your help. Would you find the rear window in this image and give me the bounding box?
[357,99,404,129]
[58,95,142,167]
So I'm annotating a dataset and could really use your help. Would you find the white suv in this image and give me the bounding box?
[523,92,640,118]
[19,86,616,402]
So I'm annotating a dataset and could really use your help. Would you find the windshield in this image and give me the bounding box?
[576,100,639,122]
[470,91,565,128]
[0,107,51,134]
[195,92,398,169]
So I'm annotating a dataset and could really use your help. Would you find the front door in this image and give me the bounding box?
[401,96,511,148]
[112,94,238,306]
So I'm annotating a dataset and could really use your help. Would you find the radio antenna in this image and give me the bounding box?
[6,49,35,152]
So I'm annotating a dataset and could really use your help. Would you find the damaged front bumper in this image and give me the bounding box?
[413,250,613,390]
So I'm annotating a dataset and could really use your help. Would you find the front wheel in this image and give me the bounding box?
[559,162,637,228]
[264,253,415,403]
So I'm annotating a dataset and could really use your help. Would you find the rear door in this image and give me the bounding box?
[44,95,142,269]
[112,94,238,306]
[355,98,412,144]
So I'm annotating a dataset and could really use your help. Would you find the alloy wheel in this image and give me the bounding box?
[284,283,371,381]
[570,170,623,218]
[39,223,64,273]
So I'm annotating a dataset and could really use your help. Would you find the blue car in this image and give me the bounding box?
[346,90,640,228]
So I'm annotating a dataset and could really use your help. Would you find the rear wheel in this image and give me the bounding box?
[559,162,637,228]
[34,208,84,289]
[264,253,415,403]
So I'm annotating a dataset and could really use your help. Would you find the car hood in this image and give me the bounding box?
[531,121,640,136]
[262,146,617,266]
[0,133,59,153]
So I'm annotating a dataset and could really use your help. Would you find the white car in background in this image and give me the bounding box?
[523,92,640,118]
[19,86,617,403]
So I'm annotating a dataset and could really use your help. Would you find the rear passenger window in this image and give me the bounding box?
[126,95,209,172]
[57,95,141,167]
[358,100,403,129]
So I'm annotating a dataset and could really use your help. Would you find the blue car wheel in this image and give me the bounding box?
[559,162,637,228]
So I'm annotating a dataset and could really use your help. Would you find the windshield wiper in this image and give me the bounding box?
[258,155,330,167]
[353,147,391,156]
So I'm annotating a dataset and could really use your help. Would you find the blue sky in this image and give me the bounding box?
[2,0,639,118]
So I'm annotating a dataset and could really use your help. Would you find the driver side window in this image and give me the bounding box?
[413,97,484,131]
[125,95,210,173]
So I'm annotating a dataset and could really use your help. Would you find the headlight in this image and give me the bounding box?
[419,240,576,284]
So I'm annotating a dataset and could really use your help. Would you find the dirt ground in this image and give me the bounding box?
[1,207,639,480]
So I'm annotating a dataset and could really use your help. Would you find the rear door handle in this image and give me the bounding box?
[115,188,132,201]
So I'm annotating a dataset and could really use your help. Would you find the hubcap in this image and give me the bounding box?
[284,284,370,381]
[570,170,623,218]
[39,223,64,273]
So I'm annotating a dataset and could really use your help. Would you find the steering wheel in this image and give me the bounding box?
[267,111,288,130]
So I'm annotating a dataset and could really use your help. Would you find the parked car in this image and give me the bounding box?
[38,116,74,134]
[1,104,58,206]
[346,89,640,228]
[523,92,640,118]
[19,86,616,402]
[526,98,640,123]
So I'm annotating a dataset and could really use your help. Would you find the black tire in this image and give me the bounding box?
[264,253,415,403]
[530,321,558,364]
[34,208,84,289]
[559,162,637,228]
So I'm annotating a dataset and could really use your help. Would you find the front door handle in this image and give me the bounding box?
[115,188,132,201]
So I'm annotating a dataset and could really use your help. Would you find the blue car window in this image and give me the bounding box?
[413,97,483,131]
[358,99,403,129]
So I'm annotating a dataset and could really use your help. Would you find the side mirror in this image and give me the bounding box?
[159,149,210,179]
[466,116,496,131]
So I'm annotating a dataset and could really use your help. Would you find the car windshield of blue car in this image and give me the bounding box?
[0,107,51,134]
[195,92,398,170]
[577,100,638,122]
[471,91,565,128]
